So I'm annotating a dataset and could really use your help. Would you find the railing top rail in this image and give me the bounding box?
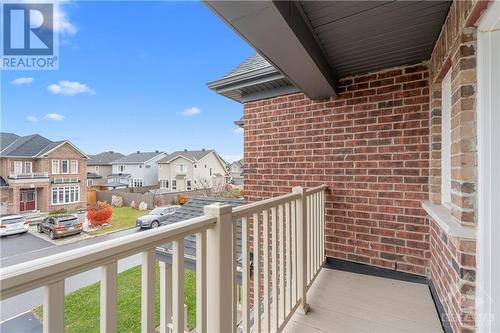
[0,215,217,300]
[305,184,328,195]
[232,192,300,220]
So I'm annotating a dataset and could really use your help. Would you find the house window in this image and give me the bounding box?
[14,161,22,174]
[95,165,99,173]
[176,164,186,173]
[194,164,197,168]
[210,168,212,176]
[25,162,32,174]
[70,160,78,174]
[130,178,143,187]
[160,179,169,189]
[441,70,452,207]
[61,160,69,174]
[139,165,142,168]
[186,180,192,191]
[118,165,125,172]
[51,186,80,205]
[172,180,177,190]
[87,179,93,187]
[52,160,60,174]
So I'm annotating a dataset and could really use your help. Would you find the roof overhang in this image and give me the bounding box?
[205,1,451,101]
[205,1,338,100]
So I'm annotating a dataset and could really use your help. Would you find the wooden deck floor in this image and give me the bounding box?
[284,268,443,333]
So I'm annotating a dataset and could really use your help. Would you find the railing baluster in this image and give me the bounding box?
[172,239,184,333]
[285,202,292,315]
[279,204,285,323]
[173,240,185,333]
[159,261,173,333]
[291,200,297,304]
[263,210,270,332]
[322,190,325,264]
[232,215,238,332]
[271,207,278,332]
[241,217,250,333]
[293,187,310,314]
[307,195,312,284]
[196,231,207,333]
[43,280,64,333]
[253,213,261,333]
[314,193,318,273]
[100,262,117,333]
[141,249,156,333]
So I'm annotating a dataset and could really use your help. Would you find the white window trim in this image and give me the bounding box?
[51,186,80,205]
[52,160,60,174]
[70,160,78,174]
[25,161,32,174]
[118,165,125,172]
[477,6,500,332]
[171,179,177,190]
[95,165,100,173]
[14,161,22,174]
[441,69,452,208]
[186,179,192,191]
[160,179,169,189]
[61,160,69,174]
[176,164,186,173]
[87,179,93,187]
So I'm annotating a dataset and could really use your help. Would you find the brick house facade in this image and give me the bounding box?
[207,1,496,331]
[0,134,87,215]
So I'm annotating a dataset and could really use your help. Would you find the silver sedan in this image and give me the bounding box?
[136,205,180,229]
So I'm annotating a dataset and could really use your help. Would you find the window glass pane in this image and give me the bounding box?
[58,188,64,202]
[441,70,452,206]
[52,189,57,204]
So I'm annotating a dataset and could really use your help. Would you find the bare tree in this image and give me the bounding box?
[195,176,226,197]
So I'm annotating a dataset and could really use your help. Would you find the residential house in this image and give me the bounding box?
[86,151,124,188]
[228,159,244,185]
[157,149,228,192]
[0,133,87,214]
[1,2,498,333]
[108,151,167,188]
[205,1,499,332]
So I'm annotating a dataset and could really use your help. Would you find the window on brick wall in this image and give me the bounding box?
[441,70,452,207]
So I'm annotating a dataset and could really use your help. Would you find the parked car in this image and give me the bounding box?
[136,205,180,229]
[0,215,29,237]
[37,215,83,240]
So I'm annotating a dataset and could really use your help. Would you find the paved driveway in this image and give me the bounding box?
[0,233,52,259]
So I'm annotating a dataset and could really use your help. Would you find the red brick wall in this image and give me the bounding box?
[244,63,431,276]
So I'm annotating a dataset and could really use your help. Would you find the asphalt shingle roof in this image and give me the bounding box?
[87,151,125,165]
[221,53,272,79]
[111,151,164,164]
[156,197,244,272]
[0,134,54,157]
[158,149,214,163]
[0,133,20,151]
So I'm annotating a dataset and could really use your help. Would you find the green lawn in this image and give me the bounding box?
[34,264,197,332]
[90,207,150,236]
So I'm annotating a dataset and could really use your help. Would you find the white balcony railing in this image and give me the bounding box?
[8,171,49,179]
[0,185,327,333]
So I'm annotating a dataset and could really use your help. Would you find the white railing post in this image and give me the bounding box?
[100,262,117,333]
[43,280,65,333]
[292,186,310,314]
[159,261,173,333]
[141,249,156,333]
[203,203,234,333]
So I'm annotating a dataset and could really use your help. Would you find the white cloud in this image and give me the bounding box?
[44,113,65,121]
[231,127,244,134]
[11,77,34,85]
[26,115,38,123]
[21,0,77,35]
[179,107,201,117]
[47,81,95,96]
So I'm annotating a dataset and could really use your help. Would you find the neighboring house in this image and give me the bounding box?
[0,132,87,214]
[109,151,167,188]
[228,159,244,185]
[157,149,229,192]
[86,151,124,188]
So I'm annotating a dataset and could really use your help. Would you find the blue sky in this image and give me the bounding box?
[1,1,252,162]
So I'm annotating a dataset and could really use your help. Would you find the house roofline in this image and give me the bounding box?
[38,141,89,159]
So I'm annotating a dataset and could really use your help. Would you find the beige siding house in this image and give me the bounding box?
[86,151,124,188]
[157,149,228,192]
